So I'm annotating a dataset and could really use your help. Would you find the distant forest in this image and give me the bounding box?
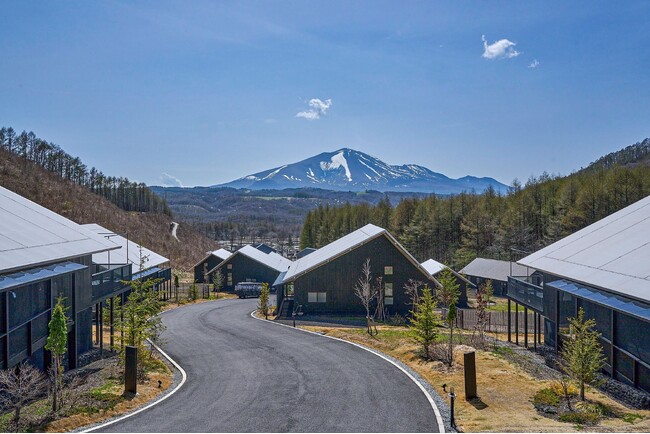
[0,127,171,215]
[300,138,650,269]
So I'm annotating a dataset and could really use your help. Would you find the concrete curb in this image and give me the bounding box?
[250,311,447,433]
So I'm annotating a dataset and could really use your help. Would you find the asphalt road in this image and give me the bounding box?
[96,297,441,432]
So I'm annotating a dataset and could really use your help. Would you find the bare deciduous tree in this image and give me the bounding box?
[354,258,378,335]
[404,279,423,315]
[0,362,46,426]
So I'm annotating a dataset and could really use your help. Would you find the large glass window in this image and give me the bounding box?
[385,283,393,297]
[614,312,650,364]
[558,291,576,335]
[579,299,611,340]
[307,292,326,303]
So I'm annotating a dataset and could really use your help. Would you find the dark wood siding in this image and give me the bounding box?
[214,253,282,292]
[292,235,435,316]
[194,255,224,283]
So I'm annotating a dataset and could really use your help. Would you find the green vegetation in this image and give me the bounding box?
[46,296,68,413]
[299,140,650,268]
[0,126,171,215]
[258,282,270,319]
[559,411,600,425]
[560,308,605,401]
[621,413,644,424]
[532,388,561,407]
[409,287,440,359]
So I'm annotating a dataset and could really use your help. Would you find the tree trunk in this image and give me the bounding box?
[580,383,585,401]
[448,325,454,366]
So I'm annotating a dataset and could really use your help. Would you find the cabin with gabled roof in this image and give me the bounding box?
[193,248,231,283]
[420,258,471,307]
[207,245,292,292]
[275,224,439,317]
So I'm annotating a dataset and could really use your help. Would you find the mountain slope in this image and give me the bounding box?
[0,148,217,270]
[583,137,650,171]
[215,148,509,194]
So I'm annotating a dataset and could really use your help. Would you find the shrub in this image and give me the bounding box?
[533,388,560,407]
[559,411,600,425]
[551,381,578,397]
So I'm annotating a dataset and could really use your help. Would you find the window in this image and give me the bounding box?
[227,264,233,270]
[384,266,393,275]
[308,292,327,303]
[385,282,393,297]
[227,273,233,285]
[385,297,394,305]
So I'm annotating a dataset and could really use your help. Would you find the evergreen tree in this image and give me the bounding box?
[409,287,440,359]
[258,283,270,319]
[45,297,67,412]
[560,308,605,401]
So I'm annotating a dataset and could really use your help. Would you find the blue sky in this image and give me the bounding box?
[1,1,649,187]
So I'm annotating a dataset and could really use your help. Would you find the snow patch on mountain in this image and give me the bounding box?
[320,150,352,181]
[214,148,509,194]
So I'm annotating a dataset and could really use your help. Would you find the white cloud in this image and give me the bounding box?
[528,59,540,68]
[482,35,521,59]
[160,172,183,187]
[296,98,332,120]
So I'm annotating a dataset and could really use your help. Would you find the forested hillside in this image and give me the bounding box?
[300,138,650,269]
[0,147,217,270]
[0,127,170,215]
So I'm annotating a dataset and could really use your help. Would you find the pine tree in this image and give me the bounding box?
[560,308,605,401]
[258,283,270,319]
[212,269,224,299]
[45,297,67,412]
[409,287,440,359]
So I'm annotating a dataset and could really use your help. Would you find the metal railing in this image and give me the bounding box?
[507,276,544,312]
[91,264,132,302]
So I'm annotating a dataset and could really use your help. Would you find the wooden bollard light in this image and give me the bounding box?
[464,351,477,400]
[125,345,138,395]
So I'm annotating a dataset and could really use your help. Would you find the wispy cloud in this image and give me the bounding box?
[160,173,183,187]
[296,98,332,120]
[528,59,540,69]
[482,35,520,60]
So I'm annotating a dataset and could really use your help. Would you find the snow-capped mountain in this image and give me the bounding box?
[214,148,509,194]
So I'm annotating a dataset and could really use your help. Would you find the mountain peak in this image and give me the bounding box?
[214,148,508,194]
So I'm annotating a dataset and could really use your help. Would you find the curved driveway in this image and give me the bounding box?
[98,297,441,432]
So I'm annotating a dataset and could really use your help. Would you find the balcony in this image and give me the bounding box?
[91,264,132,303]
[507,275,544,312]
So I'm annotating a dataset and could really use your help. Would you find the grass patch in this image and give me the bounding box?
[559,411,600,425]
[621,412,644,424]
[89,380,124,412]
[491,345,514,358]
[532,388,561,407]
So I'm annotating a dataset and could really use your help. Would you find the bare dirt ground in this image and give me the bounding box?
[302,325,650,433]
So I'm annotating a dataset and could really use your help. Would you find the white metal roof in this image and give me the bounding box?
[236,245,292,273]
[519,194,650,302]
[0,186,118,274]
[82,223,169,272]
[281,224,438,285]
[283,224,385,281]
[213,248,231,261]
[460,257,535,282]
[421,259,447,276]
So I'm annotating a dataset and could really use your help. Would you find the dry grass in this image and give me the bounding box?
[44,371,173,433]
[303,325,650,433]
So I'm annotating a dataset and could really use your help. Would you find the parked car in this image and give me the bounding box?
[235,282,264,298]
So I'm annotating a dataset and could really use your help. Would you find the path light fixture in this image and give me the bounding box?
[449,386,456,429]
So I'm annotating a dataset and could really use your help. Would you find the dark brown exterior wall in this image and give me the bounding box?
[292,235,435,316]
[194,255,224,283]
[215,253,282,292]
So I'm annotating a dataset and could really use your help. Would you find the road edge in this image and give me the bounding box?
[80,335,188,432]
[250,311,447,433]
